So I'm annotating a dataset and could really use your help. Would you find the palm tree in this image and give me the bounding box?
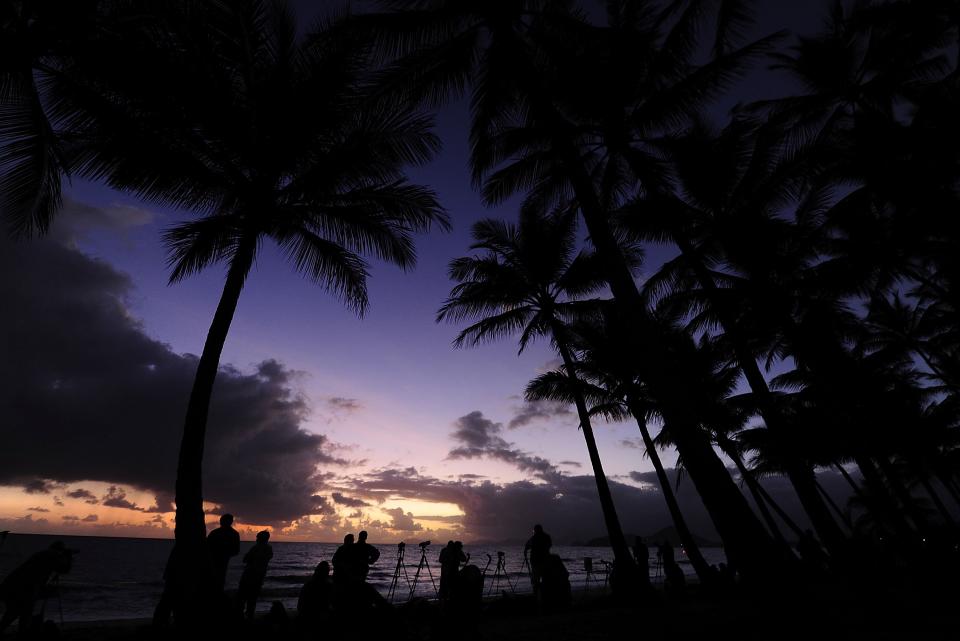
[363,1,785,579]
[526,308,714,581]
[0,1,116,235]
[437,209,640,588]
[24,3,448,611]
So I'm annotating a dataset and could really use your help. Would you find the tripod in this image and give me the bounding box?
[408,542,438,600]
[486,551,515,596]
[387,542,410,603]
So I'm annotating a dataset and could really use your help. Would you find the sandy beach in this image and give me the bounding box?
[52,580,960,641]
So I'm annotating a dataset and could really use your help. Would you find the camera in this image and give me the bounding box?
[497,550,504,557]
[418,540,430,549]
[397,541,405,549]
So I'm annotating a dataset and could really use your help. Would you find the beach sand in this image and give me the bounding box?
[53,582,960,641]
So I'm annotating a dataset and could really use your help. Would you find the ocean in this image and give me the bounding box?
[0,533,726,622]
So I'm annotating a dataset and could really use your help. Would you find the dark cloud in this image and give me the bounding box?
[558,461,582,468]
[66,488,100,504]
[27,507,50,513]
[143,492,175,514]
[331,492,369,508]
[346,465,854,544]
[326,397,361,412]
[101,486,142,511]
[62,515,80,521]
[384,507,423,531]
[22,480,58,494]
[620,438,644,449]
[448,411,560,479]
[0,234,347,527]
[507,399,573,429]
[82,514,98,522]
[450,411,502,449]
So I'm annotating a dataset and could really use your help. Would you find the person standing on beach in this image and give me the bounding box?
[237,530,273,619]
[633,536,650,583]
[207,513,240,594]
[352,530,380,583]
[332,534,355,586]
[524,524,552,596]
[438,540,466,601]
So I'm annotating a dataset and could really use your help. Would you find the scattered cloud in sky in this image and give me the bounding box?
[507,399,573,429]
[447,411,560,479]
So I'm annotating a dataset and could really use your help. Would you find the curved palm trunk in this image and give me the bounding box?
[170,243,254,614]
[717,439,789,546]
[552,331,637,589]
[751,478,806,539]
[672,234,847,555]
[628,403,711,581]
[853,455,916,539]
[936,472,960,508]
[875,456,930,533]
[918,477,955,526]
[557,150,780,582]
[814,479,854,532]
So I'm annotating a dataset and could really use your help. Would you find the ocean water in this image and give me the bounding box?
[0,534,726,622]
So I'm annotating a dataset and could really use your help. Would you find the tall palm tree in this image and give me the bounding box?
[525,309,714,581]
[363,0,785,579]
[25,3,449,611]
[437,209,640,587]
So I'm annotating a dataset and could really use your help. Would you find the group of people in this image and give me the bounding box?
[153,513,274,624]
[297,529,388,625]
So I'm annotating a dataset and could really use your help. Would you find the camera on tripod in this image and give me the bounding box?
[497,550,504,557]
[397,541,405,550]
[418,540,430,549]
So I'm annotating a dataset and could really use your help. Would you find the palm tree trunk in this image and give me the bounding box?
[719,440,789,546]
[628,403,712,581]
[814,478,854,532]
[671,234,847,555]
[853,455,916,539]
[552,331,637,588]
[936,471,960,508]
[557,149,779,582]
[919,476,956,526]
[875,456,930,533]
[751,479,806,539]
[171,241,254,613]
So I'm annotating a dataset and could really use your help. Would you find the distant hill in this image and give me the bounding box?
[575,526,721,548]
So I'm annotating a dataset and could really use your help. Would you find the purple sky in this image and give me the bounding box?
[0,1,839,543]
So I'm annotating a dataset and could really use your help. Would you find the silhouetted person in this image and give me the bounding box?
[524,524,552,596]
[438,540,466,601]
[633,536,649,581]
[0,541,74,634]
[332,534,355,586]
[539,554,571,609]
[207,513,240,593]
[238,530,273,619]
[352,530,380,582]
[298,561,332,629]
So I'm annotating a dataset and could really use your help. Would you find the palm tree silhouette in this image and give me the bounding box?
[61,3,447,609]
[526,307,714,581]
[438,208,640,587]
